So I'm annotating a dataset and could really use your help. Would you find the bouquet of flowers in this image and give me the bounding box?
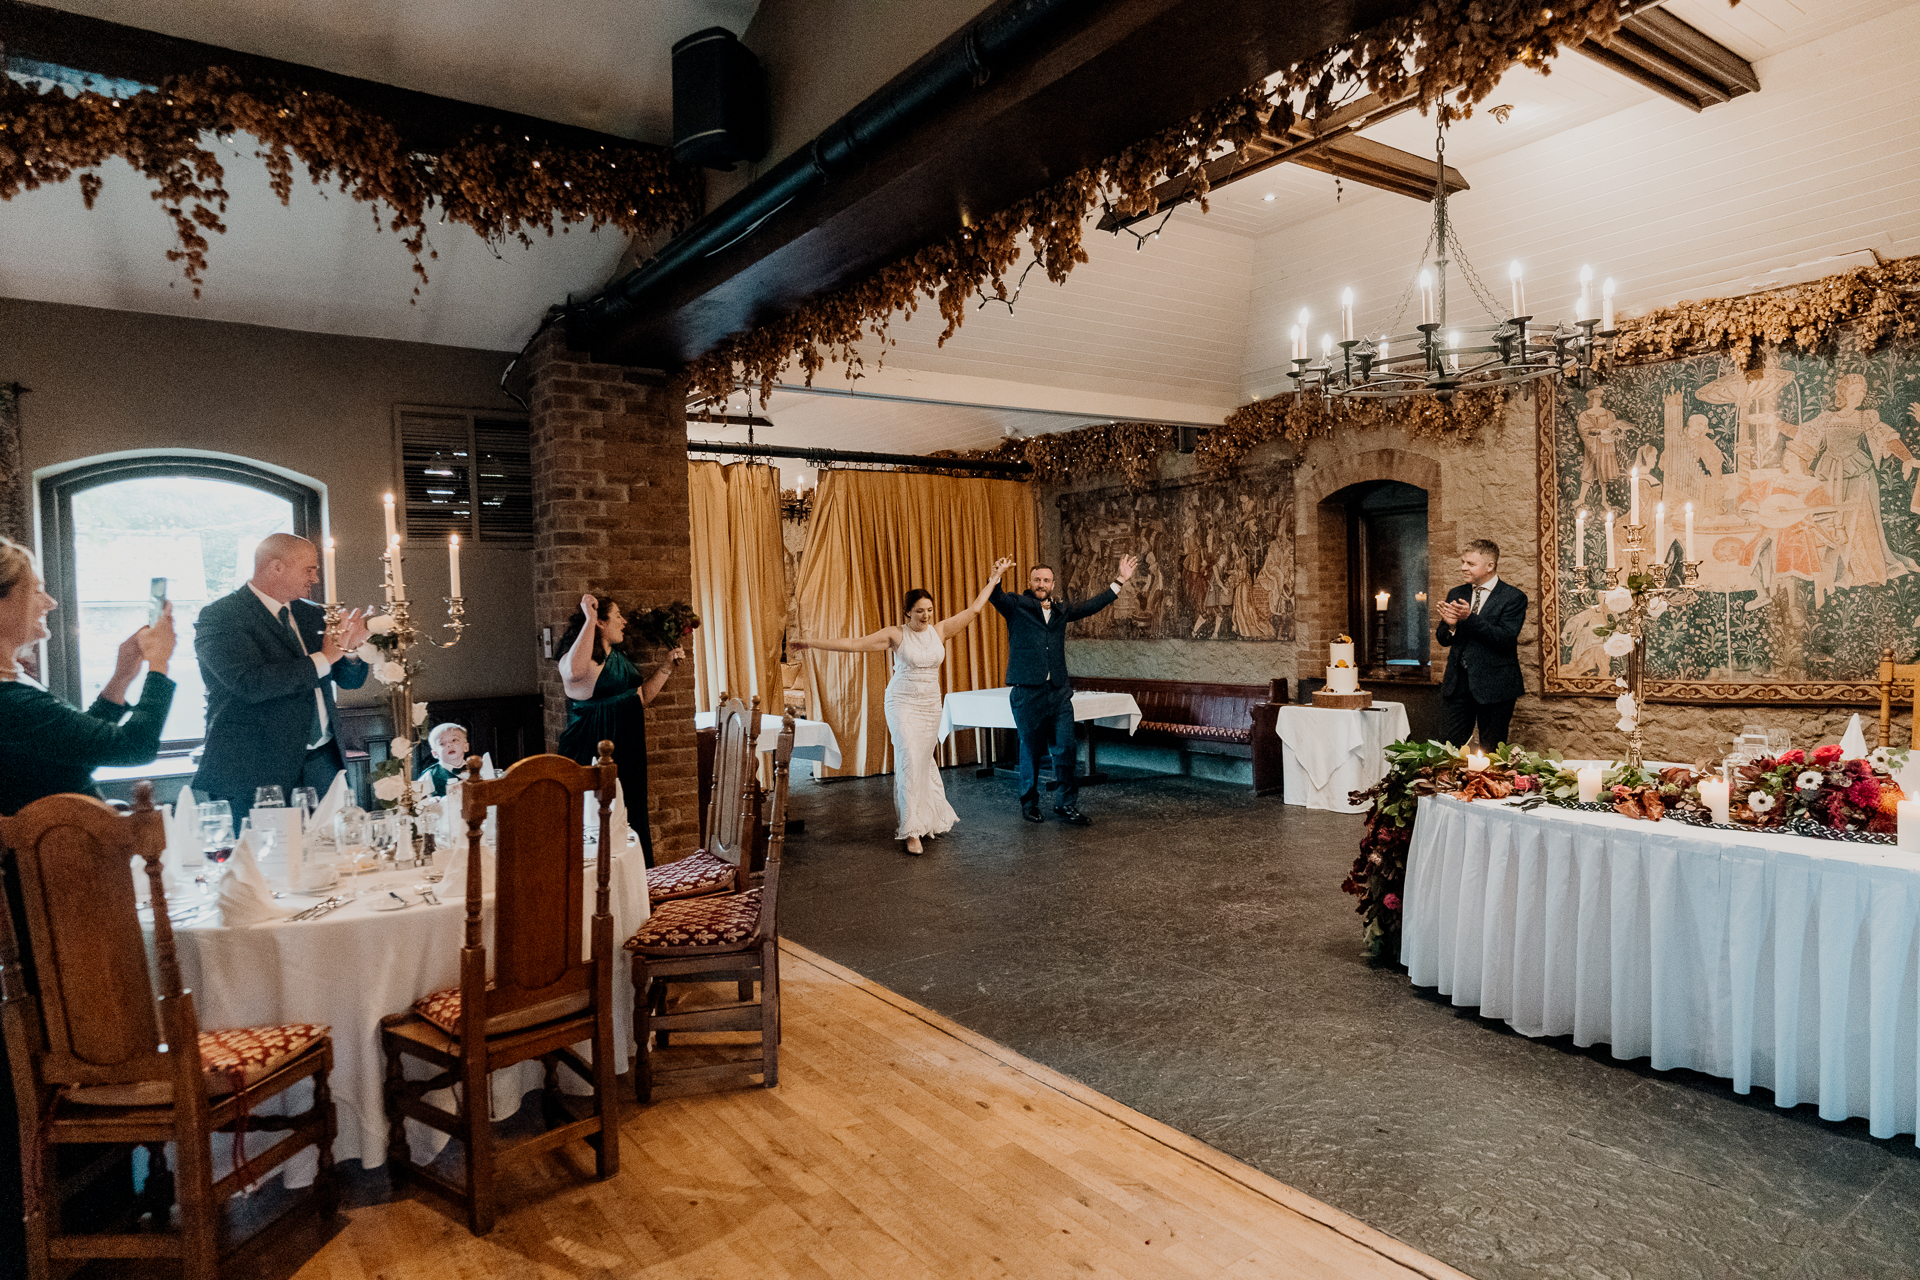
[1736,745,1898,833]
[631,601,701,649]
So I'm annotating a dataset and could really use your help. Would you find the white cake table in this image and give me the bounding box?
[1274,700,1409,812]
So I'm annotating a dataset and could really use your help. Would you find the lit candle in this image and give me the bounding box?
[1602,276,1617,330]
[1900,798,1920,852]
[1378,338,1390,363]
[1341,288,1355,342]
[1578,265,1594,321]
[1577,766,1603,803]
[1654,502,1666,560]
[388,533,405,600]
[1509,260,1525,317]
[1291,324,1303,362]
[323,536,338,605]
[383,492,398,544]
[1699,777,1730,825]
[448,534,462,598]
[1685,501,1695,561]
[1466,752,1490,772]
[1419,270,1434,325]
[1375,590,1390,612]
[1448,330,1461,370]
[1605,510,1617,569]
[1322,333,1333,361]
[1574,509,1587,569]
[1629,466,1641,526]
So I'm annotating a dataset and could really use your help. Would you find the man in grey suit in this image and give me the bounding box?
[1435,538,1528,750]
[192,533,371,819]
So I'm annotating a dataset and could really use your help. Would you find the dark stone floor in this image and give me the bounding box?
[778,767,1920,1280]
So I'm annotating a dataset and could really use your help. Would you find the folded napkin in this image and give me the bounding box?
[609,779,630,850]
[1840,714,1869,761]
[311,772,349,829]
[480,752,497,779]
[165,788,202,885]
[130,853,174,907]
[217,832,280,928]
[438,829,496,899]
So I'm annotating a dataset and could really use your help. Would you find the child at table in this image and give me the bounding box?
[418,722,469,797]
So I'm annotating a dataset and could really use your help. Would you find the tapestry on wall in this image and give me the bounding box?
[1539,345,1920,704]
[1056,464,1296,642]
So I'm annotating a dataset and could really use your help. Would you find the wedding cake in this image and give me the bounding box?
[1325,636,1359,694]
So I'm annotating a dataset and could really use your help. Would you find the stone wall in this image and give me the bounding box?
[1044,386,1894,761]
[526,329,699,856]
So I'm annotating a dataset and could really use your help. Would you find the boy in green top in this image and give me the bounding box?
[418,721,469,797]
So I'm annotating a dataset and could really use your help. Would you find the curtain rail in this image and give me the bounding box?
[686,439,1030,479]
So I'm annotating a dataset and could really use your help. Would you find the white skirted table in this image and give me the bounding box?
[1274,701,1409,812]
[694,709,842,771]
[936,687,1142,782]
[166,849,650,1181]
[1403,793,1920,1142]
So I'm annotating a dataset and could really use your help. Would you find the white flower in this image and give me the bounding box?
[390,737,412,757]
[1615,714,1638,732]
[1615,677,1628,689]
[1604,586,1634,614]
[366,614,398,636]
[1747,791,1776,814]
[1602,631,1635,658]
[355,643,380,664]
[371,774,405,802]
[1647,596,1669,618]
[1795,769,1824,790]
[1869,747,1892,771]
[1614,692,1637,718]
[373,660,407,685]
[411,700,429,726]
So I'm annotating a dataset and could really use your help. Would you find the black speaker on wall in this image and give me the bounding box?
[671,27,769,171]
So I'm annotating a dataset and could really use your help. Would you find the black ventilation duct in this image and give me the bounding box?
[671,27,769,171]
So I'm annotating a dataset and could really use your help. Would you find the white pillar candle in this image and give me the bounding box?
[1574,509,1587,569]
[1509,260,1525,317]
[322,536,338,605]
[1419,270,1434,325]
[1341,288,1354,342]
[1602,277,1617,330]
[1375,590,1390,612]
[383,492,398,543]
[1322,333,1333,361]
[448,533,462,598]
[1899,798,1920,852]
[1605,511,1617,569]
[389,534,405,600]
[1629,466,1641,526]
[1685,502,1695,561]
[1699,778,1730,825]
[1654,503,1666,561]
[1577,766,1603,803]
[1466,752,1489,772]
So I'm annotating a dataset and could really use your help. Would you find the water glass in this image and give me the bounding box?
[200,801,234,864]
[293,786,320,817]
[253,786,286,809]
[1768,729,1792,757]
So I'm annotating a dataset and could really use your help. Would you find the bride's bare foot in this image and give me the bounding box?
[904,836,924,855]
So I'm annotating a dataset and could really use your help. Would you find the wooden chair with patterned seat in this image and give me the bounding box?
[645,694,760,908]
[1879,648,1920,748]
[0,784,337,1280]
[625,713,794,1103]
[378,742,620,1236]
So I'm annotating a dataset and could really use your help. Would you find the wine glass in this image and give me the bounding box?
[201,803,235,866]
[1767,729,1792,758]
[253,786,285,809]
[293,786,320,818]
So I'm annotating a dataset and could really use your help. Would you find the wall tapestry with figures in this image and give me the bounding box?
[1056,464,1295,642]
[1539,341,1920,703]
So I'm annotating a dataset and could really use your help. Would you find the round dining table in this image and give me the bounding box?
[162,843,650,1184]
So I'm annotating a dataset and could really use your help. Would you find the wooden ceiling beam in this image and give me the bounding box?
[1576,8,1759,112]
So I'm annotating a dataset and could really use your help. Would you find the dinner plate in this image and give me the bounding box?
[371,897,414,912]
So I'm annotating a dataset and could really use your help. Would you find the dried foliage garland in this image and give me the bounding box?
[1200,387,1513,471]
[0,65,701,297]
[687,0,1642,407]
[1610,254,1920,370]
[934,421,1178,490]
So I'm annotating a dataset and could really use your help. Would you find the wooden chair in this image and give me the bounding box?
[379,743,620,1236]
[0,784,336,1280]
[1879,647,1920,748]
[646,694,759,907]
[625,713,794,1103]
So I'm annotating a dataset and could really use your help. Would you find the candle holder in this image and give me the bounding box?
[1366,605,1391,681]
[1566,514,1701,769]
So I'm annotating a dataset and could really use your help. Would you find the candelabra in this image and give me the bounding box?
[1565,520,1701,769]
[1289,316,1614,403]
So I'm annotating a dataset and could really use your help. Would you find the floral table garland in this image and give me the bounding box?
[1342,739,1913,959]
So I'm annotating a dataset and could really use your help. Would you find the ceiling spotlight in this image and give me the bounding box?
[1263,192,1275,202]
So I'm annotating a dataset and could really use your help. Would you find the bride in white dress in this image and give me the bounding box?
[792,558,1014,854]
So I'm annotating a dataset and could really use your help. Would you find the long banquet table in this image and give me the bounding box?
[1403,793,1920,1141]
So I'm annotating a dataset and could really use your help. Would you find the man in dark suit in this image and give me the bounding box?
[193,532,371,819]
[990,555,1137,826]
[1435,538,1527,750]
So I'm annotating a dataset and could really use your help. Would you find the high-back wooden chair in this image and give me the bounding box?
[646,694,760,905]
[379,742,620,1235]
[624,714,794,1103]
[0,785,336,1280]
[1879,648,1920,748]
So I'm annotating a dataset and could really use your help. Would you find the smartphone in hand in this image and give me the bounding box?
[149,577,168,626]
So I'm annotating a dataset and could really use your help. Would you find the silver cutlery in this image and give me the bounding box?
[287,895,346,922]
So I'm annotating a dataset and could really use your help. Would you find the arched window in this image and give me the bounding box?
[40,457,322,751]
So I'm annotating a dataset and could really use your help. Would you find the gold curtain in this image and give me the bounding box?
[794,469,1037,778]
[687,461,786,716]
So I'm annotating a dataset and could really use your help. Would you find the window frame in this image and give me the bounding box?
[39,455,321,752]
[392,404,533,547]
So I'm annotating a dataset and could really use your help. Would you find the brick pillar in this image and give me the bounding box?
[527,328,698,857]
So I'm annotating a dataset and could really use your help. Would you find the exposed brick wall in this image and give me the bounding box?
[527,328,698,856]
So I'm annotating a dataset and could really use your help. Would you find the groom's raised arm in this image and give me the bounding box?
[990,584,1033,617]
[1062,585,1118,622]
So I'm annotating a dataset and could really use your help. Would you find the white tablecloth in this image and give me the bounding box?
[694,710,841,768]
[1403,794,1920,1141]
[168,847,650,1179]
[1274,701,1409,812]
[935,687,1143,743]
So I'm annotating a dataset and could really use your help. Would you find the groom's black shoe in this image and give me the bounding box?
[1021,799,1043,823]
[1053,804,1092,826]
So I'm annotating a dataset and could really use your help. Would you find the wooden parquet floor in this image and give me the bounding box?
[284,942,1470,1280]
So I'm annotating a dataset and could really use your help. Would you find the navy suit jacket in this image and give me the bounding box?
[191,587,369,799]
[990,585,1117,688]
[1435,579,1528,704]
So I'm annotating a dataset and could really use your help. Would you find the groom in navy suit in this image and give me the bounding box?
[193,532,372,819]
[1435,538,1528,751]
[991,555,1137,826]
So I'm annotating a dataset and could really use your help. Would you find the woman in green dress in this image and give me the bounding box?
[556,592,683,865]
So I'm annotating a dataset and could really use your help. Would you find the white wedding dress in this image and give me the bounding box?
[884,623,958,841]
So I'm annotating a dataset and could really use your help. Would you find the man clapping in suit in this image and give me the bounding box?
[192,533,372,819]
[1434,538,1527,751]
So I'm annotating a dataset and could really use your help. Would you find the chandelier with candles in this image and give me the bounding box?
[1287,124,1617,402]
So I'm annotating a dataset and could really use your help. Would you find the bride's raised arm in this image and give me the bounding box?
[938,556,1016,640]
[791,624,901,654]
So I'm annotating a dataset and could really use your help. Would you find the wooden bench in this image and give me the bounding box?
[1072,677,1284,795]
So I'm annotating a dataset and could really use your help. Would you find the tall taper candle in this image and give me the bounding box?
[1509,260,1525,317]
[1341,288,1354,342]
[1602,276,1617,330]
[1685,501,1695,561]
[1605,510,1617,569]
[389,534,405,600]
[383,492,397,544]
[1322,333,1333,361]
[1419,270,1434,325]
[448,533,462,597]
[1654,502,1666,561]
[1629,466,1640,526]
[1291,324,1302,362]
[323,536,338,605]
[1574,509,1586,569]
